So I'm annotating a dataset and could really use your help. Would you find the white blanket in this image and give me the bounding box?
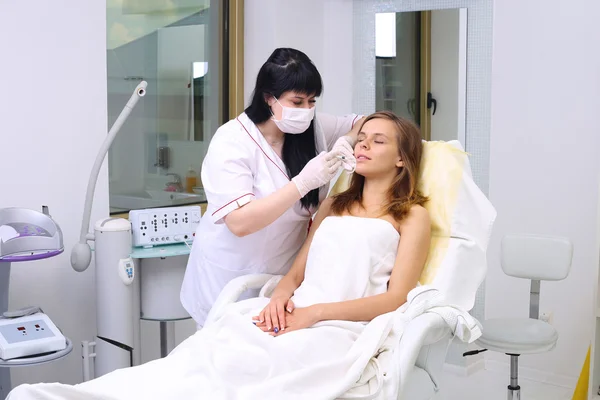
[8,286,479,400]
[8,217,481,400]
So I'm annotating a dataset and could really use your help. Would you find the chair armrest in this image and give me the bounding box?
[205,273,276,326]
[395,313,453,398]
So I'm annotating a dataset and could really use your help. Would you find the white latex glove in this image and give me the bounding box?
[292,151,342,197]
[331,136,356,172]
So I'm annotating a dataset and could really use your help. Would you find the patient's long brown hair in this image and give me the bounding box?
[330,111,428,222]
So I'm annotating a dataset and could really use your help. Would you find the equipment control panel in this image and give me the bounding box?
[0,313,66,360]
[129,205,201,247]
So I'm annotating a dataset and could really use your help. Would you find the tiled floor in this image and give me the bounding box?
[440,368,575,400]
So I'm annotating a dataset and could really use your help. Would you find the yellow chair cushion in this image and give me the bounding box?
[417,141,467,284]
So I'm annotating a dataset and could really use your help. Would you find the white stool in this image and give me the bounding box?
[476,233,573,400]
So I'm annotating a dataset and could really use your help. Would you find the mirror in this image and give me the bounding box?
[107,1,223,214]
[375,8,467,144]
[156,24,210,142]
[190,61,209,141]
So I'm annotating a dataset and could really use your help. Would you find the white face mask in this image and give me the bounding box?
[270,97,315,134]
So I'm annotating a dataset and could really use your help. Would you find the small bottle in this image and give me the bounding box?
[185,165,198,193]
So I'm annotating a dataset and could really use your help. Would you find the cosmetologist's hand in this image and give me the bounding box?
[292,151,342,197]
[331,136,356,172]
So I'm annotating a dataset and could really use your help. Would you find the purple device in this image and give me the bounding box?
[0,207,64,263]
[0,207,64,397]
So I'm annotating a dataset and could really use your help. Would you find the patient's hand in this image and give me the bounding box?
[255,306,318,336]
[274,307,319,336]
[253,296,295,333]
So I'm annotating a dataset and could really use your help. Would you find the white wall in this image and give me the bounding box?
[244,0,354,116]
[0,1,107,386]
[486,0,600,385]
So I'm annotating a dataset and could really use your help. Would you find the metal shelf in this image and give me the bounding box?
[130,243,191,259]
[0,338,73,368]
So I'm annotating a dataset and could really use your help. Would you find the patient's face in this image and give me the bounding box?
[354,118,403,177]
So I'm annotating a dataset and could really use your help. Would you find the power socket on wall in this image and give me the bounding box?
[539,311,554,325]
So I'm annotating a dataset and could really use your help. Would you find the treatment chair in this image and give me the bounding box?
[475,233,573,400]
[205,140,497,399]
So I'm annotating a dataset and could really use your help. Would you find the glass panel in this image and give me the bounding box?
[375,12,421,124]
[375,9,468,142]
[107,0,221,213]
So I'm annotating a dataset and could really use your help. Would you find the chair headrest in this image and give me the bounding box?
[329,140,497,311]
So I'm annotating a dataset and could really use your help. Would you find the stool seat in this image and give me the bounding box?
[476,318,558,354]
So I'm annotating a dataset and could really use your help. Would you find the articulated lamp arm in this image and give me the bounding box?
[70,81,147,272]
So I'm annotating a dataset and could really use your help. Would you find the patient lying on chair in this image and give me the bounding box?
[8,111,431,400]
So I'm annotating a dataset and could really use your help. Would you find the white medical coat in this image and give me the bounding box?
[180,112,362,326]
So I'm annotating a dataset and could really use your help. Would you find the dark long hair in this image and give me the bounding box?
[331,111,428,222]
[245,48,323,210]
